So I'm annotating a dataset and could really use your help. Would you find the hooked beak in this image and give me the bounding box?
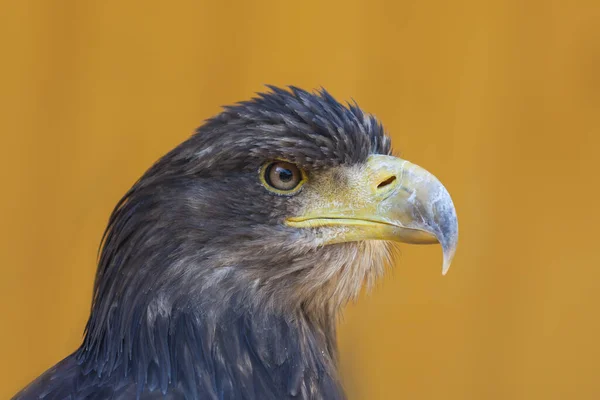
[286,155,458,274]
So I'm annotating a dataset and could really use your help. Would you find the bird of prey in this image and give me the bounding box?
[14,86,458,400]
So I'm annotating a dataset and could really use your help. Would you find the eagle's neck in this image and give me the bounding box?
[77,289,345,398]
[75,182,349,397]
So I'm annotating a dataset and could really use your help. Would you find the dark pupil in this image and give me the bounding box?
[277,167,293,182]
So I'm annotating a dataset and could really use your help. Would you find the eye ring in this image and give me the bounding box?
[260,160,306,195]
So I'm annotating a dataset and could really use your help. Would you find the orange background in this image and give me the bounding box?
[2,1,599,399]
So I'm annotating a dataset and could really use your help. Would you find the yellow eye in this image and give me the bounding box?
[261,161,306,194]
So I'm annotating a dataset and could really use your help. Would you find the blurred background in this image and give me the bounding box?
[1,1,599,399]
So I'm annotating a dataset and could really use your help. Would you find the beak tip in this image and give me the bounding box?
[442,259,452,276]
[440,242,457,276]
[440,234,457,276]
[437,203,458,276]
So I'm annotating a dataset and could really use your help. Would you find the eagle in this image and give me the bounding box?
[14,86,458,399]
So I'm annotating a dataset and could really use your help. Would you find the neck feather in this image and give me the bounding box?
[77,274,344,398]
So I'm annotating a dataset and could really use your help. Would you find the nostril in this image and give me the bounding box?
[377,175,397,189]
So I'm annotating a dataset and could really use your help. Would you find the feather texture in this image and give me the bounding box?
[14,87,393,399]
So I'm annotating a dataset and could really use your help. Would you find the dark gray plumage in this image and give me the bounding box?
[14,86,392,399]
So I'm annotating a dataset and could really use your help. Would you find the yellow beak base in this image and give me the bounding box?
[286,155,458,275]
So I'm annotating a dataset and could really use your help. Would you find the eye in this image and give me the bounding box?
[261,161,305,194]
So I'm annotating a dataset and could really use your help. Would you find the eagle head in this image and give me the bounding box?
[72,86,458,398]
